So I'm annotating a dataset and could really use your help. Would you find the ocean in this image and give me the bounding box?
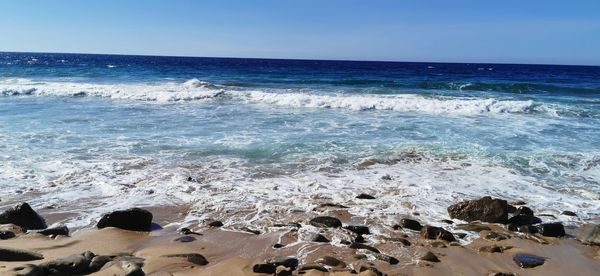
[1,52,599,231]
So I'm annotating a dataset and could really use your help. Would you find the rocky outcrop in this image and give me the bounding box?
[447,196,508,224]
[0,203,47,230]
[309,216,342,228]
[398,218,423,231]
[97,208,153,232]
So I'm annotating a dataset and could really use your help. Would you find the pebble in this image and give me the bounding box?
[513,253,545,268]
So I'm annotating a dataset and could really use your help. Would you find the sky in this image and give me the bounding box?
[1,0,599,65]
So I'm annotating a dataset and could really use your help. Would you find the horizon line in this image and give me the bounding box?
[2,50,599,68]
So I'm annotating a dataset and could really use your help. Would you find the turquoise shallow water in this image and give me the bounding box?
[1,52,599,229]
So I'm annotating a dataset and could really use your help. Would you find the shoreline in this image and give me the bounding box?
[1,197,599,275]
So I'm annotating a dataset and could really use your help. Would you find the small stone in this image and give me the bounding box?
[490,272,516,276]
[316,256,346,267]
[417,250,440,262]
[38,225,69,236]
[253,263,276,274]
[561,211,577,216]
[399,218,423,231]
[381,174,392,180]
[349,242,380,253]
[310,216,342,228]
[440,219,454,224]
[537,223,565,237]
[311,234,330,243]
[355,235,366,243]
[0,247,44,261]
[356,194,376,199]
[241,227,260,235]
[513,253,545,268]
[174,235,196,242]
[373,253,399,264]
[420,226,455,242]
[345,225,370,235]
[273,243,284,248]
[0,202,47,230]
[267,257,299,269]
[507,215,541,226]
[96,208,153,232]
[164,253,208,265]
[208,220,223,227]
[299,264,328,272]
[0,231,16,240]
[514,206,534,217]
[455,232,467,239]
[484,231,510,241]
[478,245,505,253]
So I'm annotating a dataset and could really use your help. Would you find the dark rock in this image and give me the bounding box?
[164,253,208,265]
[0,203,47,230]
[0,230,16,240]
[484,231,510,241]
[253,263,277,274]
[267,257,299,269]
[311,234,330,243]
[273,243,284,248]
[507,215,541,226]
[417,250,440,262]
[241,227,261,235]
[97,208,153,232]
[373,253,399,264]
[309,216,342,228]
[537,223,565,237]
[356,193,376,199]
[455,232,468,239]
[0,247,44,261]
[583,224,600,245]
[298,264,328,272]
[440,219,454,224]
[478,245,505,253]
[208,220,223,227]
[513,253,545,268]
[39,251,95,275]
[514,206,534,217]
[174,235,196,242]
[456,223,491,232]
[561,211,577,216]
[420,226,456,242]
[381,174,392,180]
[179,227,202,236]
[507,205,517,213]
[490,273,516,276]
[517,225,538,234]
[345,225,370,235]
[89,255,113,272]
[359,266,383,276]
[447,196,508,224]
[316,256,346,267]
[349,242,380,253]
[399,218,423,231]
[10,264,45,276]
[354,235,366,243]
[506,223,518,232]
[38,225,69,236]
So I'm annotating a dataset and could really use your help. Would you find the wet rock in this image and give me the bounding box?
[345,225,370,235]
[314,203,349,211]
[518,225,538,234]
[484,231,510,241]
[273,243,285,248]
[241,227,261,235]
[208,220,223,227]
[506,215,541,226]
[39,251,95,275]
[355,235,366,243]
[513,253,545,268]
[583,224,600,245]
[298,264,328,272]
[490,272,516,276]
[349,242,380,253]
[478,245,508,253]
[374,253,399,264]
[97,208,153,232]
[311,234,330,243]
[537,223,565,237]
[174,235,196,242]
[420,226,456,242]
[456,223,491,232]
[399,218,423,231]
[316,256,346,267]
[381,174,392,180]
[514,206,534,217]
[10,264,45,276]
[267,257,299,269]
[179,227,202,236]
[356,193,376,199]
[417,250,440,262]
[0,230,16,240]
[455,232,467,239]
[253,263,277,274]
[38,225,69,236]
[507,205,517,213]
[0,247,44,261]
[562,211,577,216]
[506,223,518,232]
[0,202,47,230]
[164,253,208,265]
[120,260,145,276]
[309,216,342,228]
[89,255,113,272]
[447,196,508,224]
[440,219,454,224]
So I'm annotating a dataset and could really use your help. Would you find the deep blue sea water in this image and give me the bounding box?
[1,52,599,229]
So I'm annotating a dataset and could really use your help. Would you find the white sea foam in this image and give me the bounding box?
[240,90,536,115]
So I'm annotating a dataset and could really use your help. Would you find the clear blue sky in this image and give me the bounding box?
[1,0,599,65]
